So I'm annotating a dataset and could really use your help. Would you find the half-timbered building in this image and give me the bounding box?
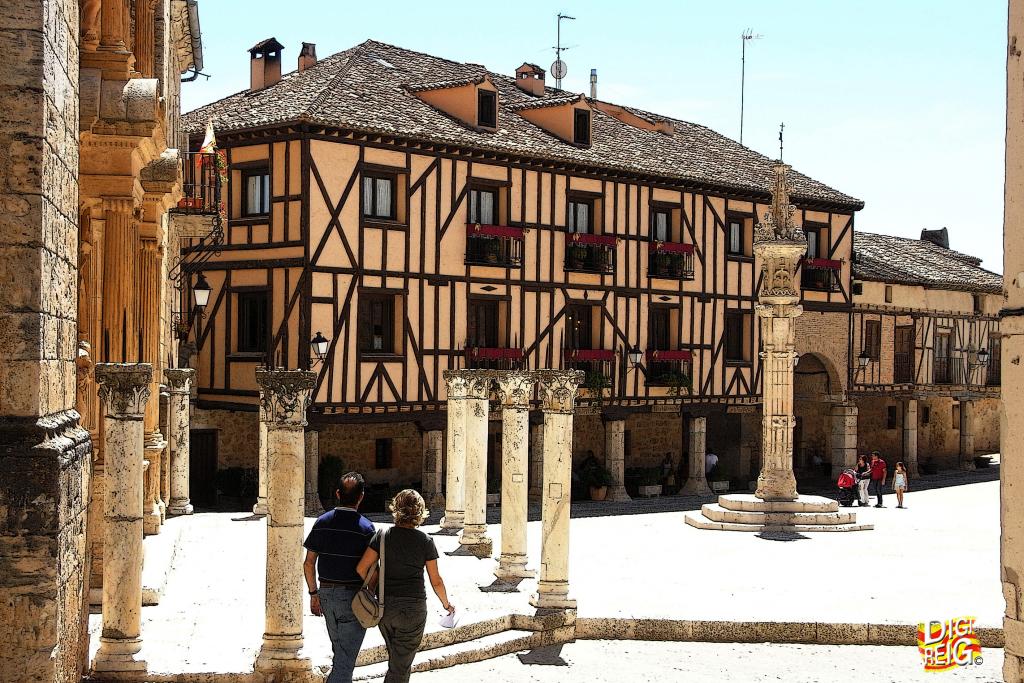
[179,38,865,499]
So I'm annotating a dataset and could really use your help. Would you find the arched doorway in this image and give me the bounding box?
[793,352,842,485]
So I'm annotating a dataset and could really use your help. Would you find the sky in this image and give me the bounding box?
[182,1,1007,273]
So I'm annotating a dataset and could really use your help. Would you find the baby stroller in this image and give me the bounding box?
[836,468,858,507]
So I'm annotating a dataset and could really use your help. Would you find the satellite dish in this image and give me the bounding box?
[550,59,567,79]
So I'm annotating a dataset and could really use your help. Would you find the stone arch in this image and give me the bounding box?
[793,352,842,478]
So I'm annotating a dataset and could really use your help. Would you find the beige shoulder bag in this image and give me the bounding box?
[352,528,386,628]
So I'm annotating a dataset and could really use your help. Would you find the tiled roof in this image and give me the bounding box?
[852,231,1002,294]
[183,39,863,209]
[405,75,487,93]
[506,94,584,111]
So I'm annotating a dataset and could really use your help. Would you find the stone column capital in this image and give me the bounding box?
[164,368,196,394]
[495,371,534,409]
[95,363,153,417]
[256,370,317,428]
[464,369,497,400]
[536,370,585,414]
[442,369,473,400]
[101,195,138,215]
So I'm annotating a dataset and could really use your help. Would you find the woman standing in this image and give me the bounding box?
[356,489,455,683]
[855,455,871,507]
[893,461,909,508]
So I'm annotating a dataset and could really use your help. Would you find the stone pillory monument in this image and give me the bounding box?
[687,163,871,532]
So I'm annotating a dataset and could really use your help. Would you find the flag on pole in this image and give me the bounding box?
[199,119,216,153]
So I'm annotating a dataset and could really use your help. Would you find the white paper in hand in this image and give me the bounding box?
[438,609,460,629]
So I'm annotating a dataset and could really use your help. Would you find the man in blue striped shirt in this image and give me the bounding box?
[304,472,375,683]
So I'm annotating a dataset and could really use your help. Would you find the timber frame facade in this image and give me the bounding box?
[182,123,858,422]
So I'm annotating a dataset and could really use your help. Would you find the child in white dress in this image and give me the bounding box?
[893,461,909,509]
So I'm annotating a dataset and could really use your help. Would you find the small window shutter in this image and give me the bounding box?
[246,175,260,214]
[807,231,818,259]
[376,178,392,219]
[480,191,495,225]
[729,223,741,253]
[260,174,270,214]
[654,212,668,242]
[576,202,589,233]
[362,177,373,216]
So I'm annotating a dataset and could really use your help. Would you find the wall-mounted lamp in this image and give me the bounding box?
[310,331,330,367]
[173,272,212,340]
[627,345,644,368]
[856,350,872,372]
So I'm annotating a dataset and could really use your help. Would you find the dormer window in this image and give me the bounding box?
[573,109,591,145]
[478,90,497,128]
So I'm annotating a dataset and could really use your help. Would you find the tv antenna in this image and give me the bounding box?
[740,28,763,146]
[552,12,576,90]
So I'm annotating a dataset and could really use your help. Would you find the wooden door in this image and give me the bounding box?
[189,429,218,509]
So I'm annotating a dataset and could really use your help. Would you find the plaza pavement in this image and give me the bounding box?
[86,467,1001,679]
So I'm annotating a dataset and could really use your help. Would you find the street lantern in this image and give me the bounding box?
[857,350,871,369]
[193,272,212,308]
[310,331,330,365]
[977,347,990,367]
[627,345,643,368]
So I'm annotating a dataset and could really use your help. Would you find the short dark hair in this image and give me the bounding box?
[336,472,365,506]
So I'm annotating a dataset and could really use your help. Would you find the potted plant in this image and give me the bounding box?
[581,462,615,501]
[637,466,663,497]
[665,371,692,397]
[670,254,685,277]
[485,238,500,264]
[569,244,587,269]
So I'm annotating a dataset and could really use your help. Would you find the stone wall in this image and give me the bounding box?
[0,1,91,682]
[794,311,850,393]
[191,407,260,469]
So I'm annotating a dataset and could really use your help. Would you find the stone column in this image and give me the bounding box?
[494,371,535,582]
[603,418,631,501]
[903,399,919,477]
[421,429,445,512]
[829,403,858,480]
[159,386,171,516]
[531,370,583,611]
[254,369,316,675]
[441,371,470,530]
[529,419,544,502]
[304,430,320,516]
[100,197,137,363]
[459,370,494,557]
[679,415,711,495]
[165,368,195,515]
[92,363,152,674]
[139,238,166,535]
[959,400,976,470]
[254,409,269,516]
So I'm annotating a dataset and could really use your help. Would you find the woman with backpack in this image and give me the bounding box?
[355,489,455,683]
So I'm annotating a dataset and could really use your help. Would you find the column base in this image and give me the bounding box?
[679,480,712,496]
[167,500,194,515]
[458,533,493,558]
[255,635,311,674]
[253,500,268,516]
[605,485,631,501]
[755,468,799,502]
[143,510,162,535]
[425,494,446,514]
[530,581,576,610]
[93,637,147,674]
[495,555,535,582]
[440,510,464,530]
[960,459,977,471]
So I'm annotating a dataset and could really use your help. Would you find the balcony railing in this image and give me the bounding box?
[800,257,842,292]
[565,233,616,274]
[466,224,524,267]
[649,241,695,280]
[933,356,962,385]
[564,349,615,389]
[465,346,525,370]
[174,151,222,215]
[645,350,693,391]
[894,352,914,384]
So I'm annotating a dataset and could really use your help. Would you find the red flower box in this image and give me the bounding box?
[467,224,525,239]
[649,240,694,254]
[645,349,693,362]
[802,257,842,270]
[566,232,618,247]
[564,348,616,362]
[466,347,524,360]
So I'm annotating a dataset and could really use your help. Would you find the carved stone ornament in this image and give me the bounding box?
[464,369,498,400]
[255,369,317,427]
[443,370,473,400]
[754,162,806,244]
[95,363,153,417]
[495,371,534,409]
[164,368,196,394]
[536,370,585,414]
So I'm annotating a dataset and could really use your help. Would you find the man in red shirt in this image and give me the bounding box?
[869,451,888,508]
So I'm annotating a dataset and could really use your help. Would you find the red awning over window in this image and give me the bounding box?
[649,241,694,254]
[564,348,616,361]
[645,349,692,362]
[802,257,842,270]
[466,347,524,360]
[468,224,525,239]
[566,232,618,247]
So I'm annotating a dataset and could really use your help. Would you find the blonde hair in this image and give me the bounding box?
[390,489,428,527]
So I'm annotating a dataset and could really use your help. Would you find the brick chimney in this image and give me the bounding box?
[249,37,284,91]
[515,62,546,96]
[298,42,318,72]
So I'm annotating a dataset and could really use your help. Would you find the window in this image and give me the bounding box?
[375,438,393,469]
[478,90,497,128]
[725,311,748,363]
[922,406,930,425]
[652,209,670,242]
[236,290,269,353]
[885,285,893,303]
[726,214,750,256]
[953,404,961,430]
[864,320,881,360]
[242,169,270,217]
[886,405,898,430]
[358,293,397,353]
[467,298,500,348]
[806,230,819,259]
[573,109,591,145]
[649,308,671,350]
[362,174,396,220]
[469,188,497,225]
[566,305,593,349]
[567,199,593,234]
[973,294,983,314]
